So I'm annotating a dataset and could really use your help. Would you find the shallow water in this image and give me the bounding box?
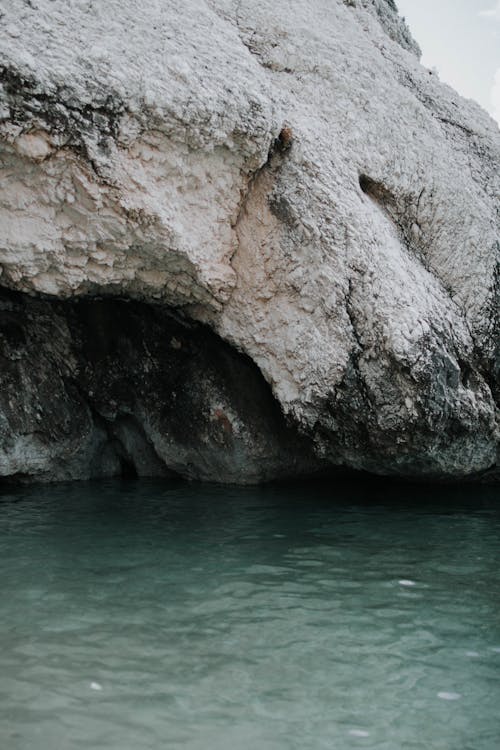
[0,478,499,750]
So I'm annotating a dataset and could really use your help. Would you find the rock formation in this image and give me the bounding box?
[0,0,498,483]
[0,290,320,482]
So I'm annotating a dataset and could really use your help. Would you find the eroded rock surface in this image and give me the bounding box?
[0,289,320,483]
[0,0,498,482]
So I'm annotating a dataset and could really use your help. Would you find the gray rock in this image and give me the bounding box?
[0,0,498,483]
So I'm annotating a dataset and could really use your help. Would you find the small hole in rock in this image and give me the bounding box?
[359,174,371,194]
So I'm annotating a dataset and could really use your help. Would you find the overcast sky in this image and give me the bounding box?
[396,0,500,125]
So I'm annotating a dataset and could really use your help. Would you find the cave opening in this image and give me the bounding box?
[0,287,321,486]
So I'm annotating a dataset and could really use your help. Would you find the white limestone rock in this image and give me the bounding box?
[0,0,498,481]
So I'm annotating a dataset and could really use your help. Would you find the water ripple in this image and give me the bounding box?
[0,479,499,750]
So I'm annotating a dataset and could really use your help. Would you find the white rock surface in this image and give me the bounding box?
[0,0,498,480]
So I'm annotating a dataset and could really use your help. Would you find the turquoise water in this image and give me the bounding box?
[0,479,499,750]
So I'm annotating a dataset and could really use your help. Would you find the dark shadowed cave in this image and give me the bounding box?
[0,288,321,484]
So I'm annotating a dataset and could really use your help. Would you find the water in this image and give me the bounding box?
[0,478,499,750]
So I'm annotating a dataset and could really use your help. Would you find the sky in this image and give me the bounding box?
[396,0,500,125]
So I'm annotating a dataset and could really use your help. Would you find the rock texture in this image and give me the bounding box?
[0,289,319,483]
[0,0,498,483]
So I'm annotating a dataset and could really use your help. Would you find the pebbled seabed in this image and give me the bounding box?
[0,479,499,750]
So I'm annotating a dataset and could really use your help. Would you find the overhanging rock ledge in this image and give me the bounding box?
[0,0,498,483]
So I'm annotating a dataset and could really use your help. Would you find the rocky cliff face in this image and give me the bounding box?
[0,0,498,483]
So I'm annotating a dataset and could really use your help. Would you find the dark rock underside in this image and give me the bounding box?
[0,288,497,487]
[0,289,321,484]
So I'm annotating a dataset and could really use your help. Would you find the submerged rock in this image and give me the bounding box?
[0,0,498,482]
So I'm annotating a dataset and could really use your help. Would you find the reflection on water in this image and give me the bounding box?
[0,478,499,749]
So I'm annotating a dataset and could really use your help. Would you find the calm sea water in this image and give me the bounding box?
[0,478,499,750]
